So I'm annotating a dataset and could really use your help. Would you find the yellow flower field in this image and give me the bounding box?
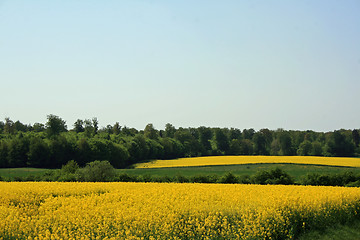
[1,182,360,239]
[134,155,360,168]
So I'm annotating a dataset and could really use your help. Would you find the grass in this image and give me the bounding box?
[298,220,360,240]
[0,168,51,178]
[119,163,360,181]
[2,163,360,182]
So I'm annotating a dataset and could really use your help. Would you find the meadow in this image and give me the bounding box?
[1,182,360,239]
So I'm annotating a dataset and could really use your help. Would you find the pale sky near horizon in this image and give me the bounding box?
[1,0,359,132]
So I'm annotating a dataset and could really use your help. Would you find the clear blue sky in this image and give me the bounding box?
[1,0,359,132]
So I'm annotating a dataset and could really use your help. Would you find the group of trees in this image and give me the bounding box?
[0,115,359,169]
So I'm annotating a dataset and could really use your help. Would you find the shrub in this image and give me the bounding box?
[77,160,116,182]
[219,172,239,184]
[252,168,294,185]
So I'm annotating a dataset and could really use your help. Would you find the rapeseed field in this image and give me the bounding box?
[134,155,360,168]
[1,182,360,239]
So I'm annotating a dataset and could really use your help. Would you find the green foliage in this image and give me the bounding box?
[219,172,238,183]
[300,171,360,187]
[252,167,294,185]
[77,160,116,182]
[46,115,67,137]
[61,160,79,174]
[0,115,358,170]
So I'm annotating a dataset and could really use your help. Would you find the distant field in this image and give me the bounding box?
[0,168,51,178]
[120,163,360,181]
[134,156,360,168]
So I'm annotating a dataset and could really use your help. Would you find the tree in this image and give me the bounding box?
[28,137,50,167]
[7,136,29,167]
[311,141,323,156]
[113,122,121,135]
[14,121,29,132]
[0,121,4,133]
[92,117,99,134]
[4,117,15,134]
[33,123,45,132]
[164,123,176,138]
[352,129,359,147]
[46,114,67,137]
[84,119,94,137]
[277,130,294,155]
[253,132,268,155]
[297,140,312,156]
[144,123,158,139]
[214,128,229,154]
[198,126,212,155]
[325,130,355,157]
[229,128,241,140]
[76,138,92,166]
[242,128,255,140]
[78,160,116,182]
[0,141,9,167]
[61,160,79,174]
[73,119,84,133]
[229,139,242,155]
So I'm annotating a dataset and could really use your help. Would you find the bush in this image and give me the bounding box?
[77,160,116,182]
[174,174,189,183]
[61,160,79,174]
[116,173,139,182]
[219,172,238,184]
[252,168,294,185]
[190,175,218,183]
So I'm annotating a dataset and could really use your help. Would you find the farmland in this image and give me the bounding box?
[1,182,360,239]
[134,156,360,168]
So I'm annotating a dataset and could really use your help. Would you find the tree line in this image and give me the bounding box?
[0,115,359,169]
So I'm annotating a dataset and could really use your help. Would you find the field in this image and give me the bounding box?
[0,168,50,179]
[120,163,360,181]
[1,182,360,239]
[134,156,360,168]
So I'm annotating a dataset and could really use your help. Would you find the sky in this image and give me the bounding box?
[0,0,359,132]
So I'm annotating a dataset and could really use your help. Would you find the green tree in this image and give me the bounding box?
[0,141,9,167]
[311,141,323,156]
[7,136,29,167]
[229,128,241,140]
[352,129,359,147]
[76,138,92,166]
[4,117,15,134]
[84,119,95,137]
[112,122,121,135]
[324,130,355,157]
[33,123,45,132]
[253,132,268,155]
[297,140,312,156]
[61,160,79,174]
[164,123,176,138]
[73,119,84,133]
[242,128,255,139]
[229,139,242,155]
[78,160,116,182]
[214,128,229,154]
[0,121,4,133]
[198,126,212,155]
[144,123,158,139]
[277,130,294,155]
[48,136,73,168]
[92,117,99,134]
[46,114,67,137]
[28,137,50,167]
